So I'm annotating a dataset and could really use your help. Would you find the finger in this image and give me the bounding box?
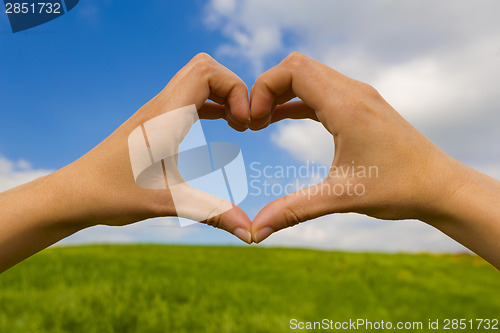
[166,54,251,130]
[205,203,253,244]
[197,102,249,132]
[250,54,322,120]
[249,86,296,130]
[270,100,319,124]
[224,103,249,132]
[172,183,252,244]
[249,52,345,130]
[251,100,319,130]
[252,181,337,243]
[198,102,226,120]
[193,54,250,128]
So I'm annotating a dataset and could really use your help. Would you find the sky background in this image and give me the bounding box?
[1,0,499,252]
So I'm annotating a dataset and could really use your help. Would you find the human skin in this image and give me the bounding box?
[248,52,500,270]
[0,53,253,273]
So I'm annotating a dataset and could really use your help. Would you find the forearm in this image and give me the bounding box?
[423,163,500,269]
[0,174,85,273]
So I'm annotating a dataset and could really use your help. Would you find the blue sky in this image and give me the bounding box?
[0,0,271,168]
[1,0,499,252]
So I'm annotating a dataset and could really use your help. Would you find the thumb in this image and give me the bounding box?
[252,181,337,243]
[172,183,252,244]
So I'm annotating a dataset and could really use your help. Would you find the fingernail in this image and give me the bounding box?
[251,112,269,120]
[254,227,273,244]
[234,228,252,244]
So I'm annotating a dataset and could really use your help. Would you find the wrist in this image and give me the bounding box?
[418,159,500,268]
[418,156,496,226]
[0,172,87,272]
[416,155,472,224]
[40,168,97,231]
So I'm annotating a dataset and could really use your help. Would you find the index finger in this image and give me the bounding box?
[195,54,250,130]
[249,52,345,129]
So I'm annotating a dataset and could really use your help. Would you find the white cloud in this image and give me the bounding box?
[0,155,53,192]
[205,0,500,75]
[210,0,236,16]
[270,119,333,166]
[373,58,465,122]
[263,214,468,253]
[204,0,287,74]
[57,218,198,246]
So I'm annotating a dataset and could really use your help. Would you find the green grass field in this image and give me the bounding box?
[0,245,498,332]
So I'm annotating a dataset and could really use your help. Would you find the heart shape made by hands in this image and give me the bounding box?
[125,52,445,246]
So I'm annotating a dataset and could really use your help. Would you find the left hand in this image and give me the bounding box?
[46,53,253,243]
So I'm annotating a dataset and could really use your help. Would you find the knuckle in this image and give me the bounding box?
[281,195,304,228]
[362,83,381,98]
[193,62,214,77]
[355,81,382,99]
[343,81,385,117]
[283,51,309,68]
[192,52,214,63]
[203,199,229,229]
[283,207,302,228]
[253,76,266,90]
[190,53,216,76]
[233,79,248,95]
[204,212,221,229]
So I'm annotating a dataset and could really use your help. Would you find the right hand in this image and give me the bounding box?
[249,52,469,243]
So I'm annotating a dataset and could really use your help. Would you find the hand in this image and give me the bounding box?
[1,53,257,272]
[248,53,500,269]
[39,53,253,241]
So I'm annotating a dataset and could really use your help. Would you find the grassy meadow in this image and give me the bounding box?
[0,245,498,332]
